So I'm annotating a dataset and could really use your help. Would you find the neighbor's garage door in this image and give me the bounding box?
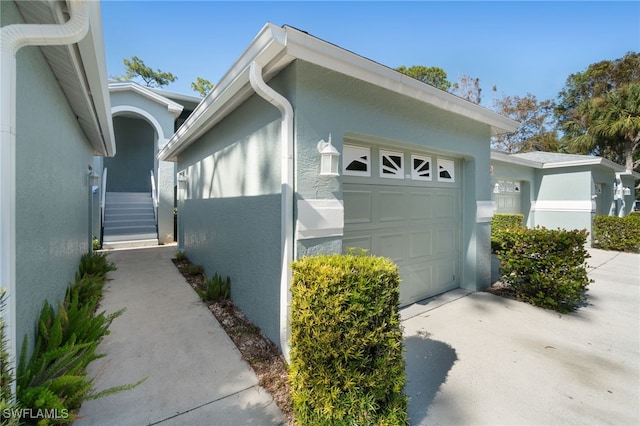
[342,144,461,306]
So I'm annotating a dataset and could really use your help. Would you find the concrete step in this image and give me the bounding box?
[102,238,159,250]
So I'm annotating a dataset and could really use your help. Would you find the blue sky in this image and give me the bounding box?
[101,1,640,107]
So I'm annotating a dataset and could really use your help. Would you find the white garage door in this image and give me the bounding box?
[342,144,461,306]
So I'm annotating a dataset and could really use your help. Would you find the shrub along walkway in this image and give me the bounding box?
[76,244,285,425]
[401,248,640,425]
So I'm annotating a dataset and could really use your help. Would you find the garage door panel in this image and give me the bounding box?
[409,192,432,219]
[378,190,406,222]
[344,163,460,306]
[378,232,405,262]
[344,190,372,224]
[433,192,458,218]
[435,227,456,255]
[409,230,432,258]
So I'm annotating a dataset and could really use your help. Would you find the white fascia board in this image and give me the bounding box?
[109,82,184,118]
[491,151,542,168]
[77,1,115,156]
[539,157,625,171]
[158,24,290,162]
[282,26,520,136]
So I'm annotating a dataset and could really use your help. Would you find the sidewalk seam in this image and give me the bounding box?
[147,384,261,425]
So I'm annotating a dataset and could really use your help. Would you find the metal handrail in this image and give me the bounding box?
[150,170,158,224]
[100,167,107,225]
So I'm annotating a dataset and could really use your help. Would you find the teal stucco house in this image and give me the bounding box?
[158,24,519,354]
[491,151,640,245]
[1,0,115,370]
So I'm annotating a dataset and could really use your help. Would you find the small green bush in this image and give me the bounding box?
[77,252,116,280]
[495,227,591,313]
[1,289,20,426]
[592,214,640,252]
[289,254,408,425]
[491,214,524,251]
[196,273,230,301]
[186,264,204,276]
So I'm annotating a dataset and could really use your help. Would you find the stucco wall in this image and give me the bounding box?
[290,60,494,291]
[177,93,283,346]
[8,2,95,357]
[491,160,536,226]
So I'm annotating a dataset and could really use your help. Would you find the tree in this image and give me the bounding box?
[116,56,177,88]
[452,75,482,104]
[583,83,640,170]
[555,52,640,169]
[395,65,452,91]
[191,77,214,97]
[492,93,559,153]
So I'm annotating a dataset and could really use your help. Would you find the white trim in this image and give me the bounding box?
[296,199,344,239]
[111,105,167,143]
[343,144,371,177]
[437,158,455,182]
[109,82,184,118]
[379,149,405,179]
[477,201,496,223]
[410,154,433,181]
[532,200,595,212]
[249,61,294,362]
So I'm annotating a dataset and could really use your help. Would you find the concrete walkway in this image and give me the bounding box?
[402,248,640,425]
[76,245,285,426]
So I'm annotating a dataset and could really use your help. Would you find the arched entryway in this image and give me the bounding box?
[105,115,155,192]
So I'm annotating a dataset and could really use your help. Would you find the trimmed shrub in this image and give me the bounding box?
[592,214,640,252]
[491,213,524,251]
[495,227,591,313]
[289,254,407,425]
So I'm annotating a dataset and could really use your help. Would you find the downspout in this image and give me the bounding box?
[248,61,294,362]
[0,0,90,390]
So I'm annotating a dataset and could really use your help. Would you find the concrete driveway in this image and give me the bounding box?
[401,249,640,425]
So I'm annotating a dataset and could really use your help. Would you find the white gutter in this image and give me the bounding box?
[249,61,294,362]
[0,0,90,389]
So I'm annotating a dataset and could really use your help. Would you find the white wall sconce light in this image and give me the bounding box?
[317,134,340,177]
[177,171,188,190]
[623,187,631,196]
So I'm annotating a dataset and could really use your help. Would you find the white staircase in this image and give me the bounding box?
[102,192,158,249]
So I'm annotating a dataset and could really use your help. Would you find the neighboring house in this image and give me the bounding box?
[491,151,640,244]
[1,0,115,371]
[98,82,199,248]
[158,24,519,355]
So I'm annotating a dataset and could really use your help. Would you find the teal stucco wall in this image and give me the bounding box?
[6,1,96,357]
[177,92,283,346]
[290,60,494,292]
[105,116,154,192]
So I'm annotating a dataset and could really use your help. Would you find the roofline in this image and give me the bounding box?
[158,23,520,162]
[149,87,202,105]
[109,81,184,118]
[492,151,636,175]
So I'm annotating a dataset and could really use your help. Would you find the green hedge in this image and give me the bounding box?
[495,227,591,313]
[592,214,640,252]
[491,214,524,251]
[289,254,407,425]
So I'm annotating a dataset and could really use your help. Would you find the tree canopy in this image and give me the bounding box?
[492,93,559,153]
[191,77,214,97]
[395,65,452,92]
[555,52,640,170]
[116,56,177,88]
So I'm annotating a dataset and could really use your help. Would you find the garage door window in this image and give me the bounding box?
[411,155,432,181]
[437,159,455,182]
[343,145,371,177]
[380,150,404,179]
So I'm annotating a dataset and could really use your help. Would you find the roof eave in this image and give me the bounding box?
[109,82,184,118]
[159,23,520,162]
